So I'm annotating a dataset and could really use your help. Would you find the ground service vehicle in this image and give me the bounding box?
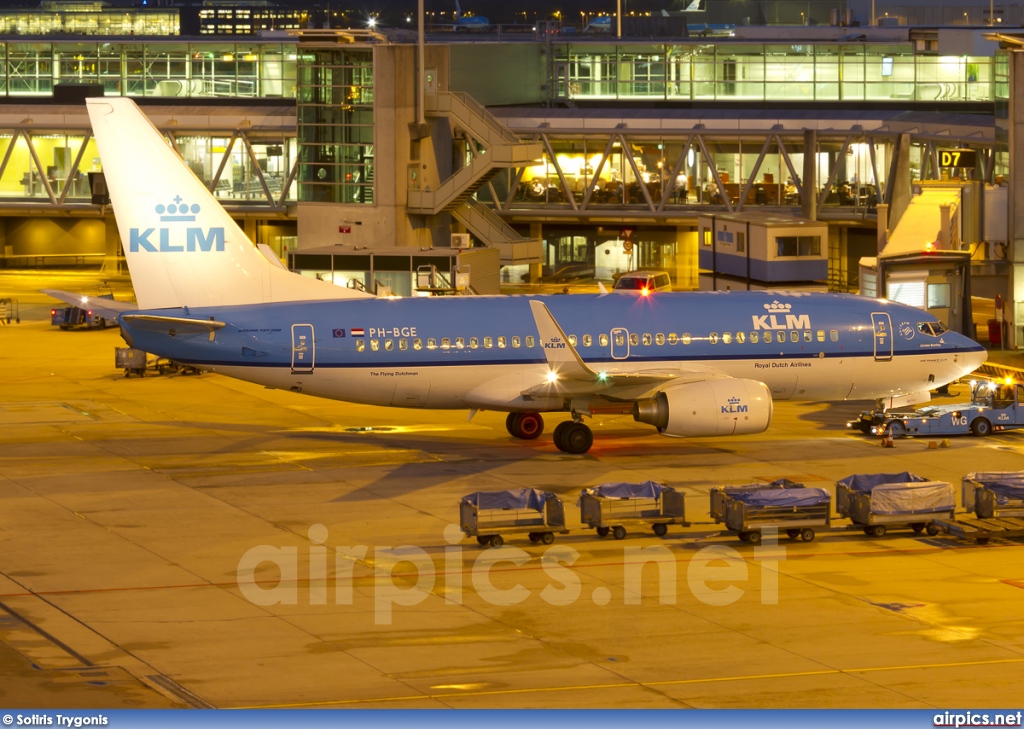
[51,292,116,329]
[849,379,1024,438]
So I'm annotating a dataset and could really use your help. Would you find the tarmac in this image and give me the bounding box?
[2,270,1024,709]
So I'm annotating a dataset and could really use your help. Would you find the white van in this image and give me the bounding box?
[612,270,673,293]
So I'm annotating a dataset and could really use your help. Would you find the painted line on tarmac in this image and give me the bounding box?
[238,657,1024,708]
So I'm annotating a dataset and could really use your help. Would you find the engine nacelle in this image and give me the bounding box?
[633,378,773,437]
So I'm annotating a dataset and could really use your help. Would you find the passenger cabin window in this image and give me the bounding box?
[776,332,786,343]
[816,330,825,342]
[614,332,625,346]
[469,337,478,349]
[722,332,732,344]
[829,330,839,342]
[525,336,535,348]
[498,336,507,348]
[371,339,380,351]
[413,338,422,350]
[749,332,759,343]
[642,333,652,346]
[399,339,408,351]
[512,336,521,348]
[427,338,437,350]
[682,333,691,344]
[655,333,665,345]
[599,334,609,347]
[709,332,719,344]
[736,332,746,344]
[569,335,577,346]
[455,337,464,349]
[789,331,798,343]
[668,333,678,345]
[484,336,493,348]
[803,330,812,342]
[356,340,365,352]
[441,337,451,349]
[629,333,639,346]
[384,340,394,351]
[582,334,592,347]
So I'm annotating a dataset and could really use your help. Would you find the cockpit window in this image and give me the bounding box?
[918,321,949,336]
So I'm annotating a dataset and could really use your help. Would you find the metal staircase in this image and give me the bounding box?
[407,92,542,216]
[453,198,542,265]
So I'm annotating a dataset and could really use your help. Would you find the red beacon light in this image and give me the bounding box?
[640,287,650,297]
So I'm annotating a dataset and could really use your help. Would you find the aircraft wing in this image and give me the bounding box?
[526,300,729,399]
[42,289,138,319]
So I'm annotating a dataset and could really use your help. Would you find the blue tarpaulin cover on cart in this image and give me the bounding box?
[838,472,928,493]
[578,481,670,503]
[869,481,955,515]
[968,472,1024,486]
[728,488,830,507]
[462,488,554,512]
[987,482,1024,505]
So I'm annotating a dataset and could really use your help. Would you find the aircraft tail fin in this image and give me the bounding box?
[455,0,462,18]
[85,97,372,310]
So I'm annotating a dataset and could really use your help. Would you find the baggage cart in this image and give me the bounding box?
[578,481,688,540]
[962,472,1024,518]
[722,488,831,544]
[460,488,568,548]
[931,515,1024,545]
[710,478,804,523]
[836,472,927,518]
[843,477,955,537]
[115,347,149,376]
[0,298,19,324]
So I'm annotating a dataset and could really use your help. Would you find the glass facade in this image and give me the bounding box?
[0,40,297,98]
[296,47,374,204]
[557,42,995,103]
[0,8,178,37]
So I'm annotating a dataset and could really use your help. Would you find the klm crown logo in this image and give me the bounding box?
[157,195,200,223]
[129,194,225,253]
[727,396,741,405]
[763,300,793,312]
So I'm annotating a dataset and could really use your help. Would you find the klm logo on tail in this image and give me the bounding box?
[129,196,225,253]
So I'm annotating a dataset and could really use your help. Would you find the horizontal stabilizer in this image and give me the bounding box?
[42,289,138,320]
[122,314,226,336]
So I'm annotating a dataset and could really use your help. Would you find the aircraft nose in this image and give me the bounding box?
[962,341,988,374]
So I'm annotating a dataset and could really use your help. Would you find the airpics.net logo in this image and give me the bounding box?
[129,195,225,253]
[236,524,786,624]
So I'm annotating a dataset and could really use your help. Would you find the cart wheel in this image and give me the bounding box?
[862,527,873,535]
[540,532,555,545]
[476,536,488,545]
[738,531,750,542]
[489,535,504,548]
[612,526,627,540]
[528,532,540,543]
[745,531,762,545]
[925,523,941,537]
[868,525,886,538]
[800,528,815,543]
[911,523,925,533]
[976,537,990,545]
[786,529,800,540]
[652,523,668,537]
[596,526,610,538]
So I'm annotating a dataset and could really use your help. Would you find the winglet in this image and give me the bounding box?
[528,300,596,380]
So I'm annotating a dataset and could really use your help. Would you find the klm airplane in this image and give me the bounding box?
[47,98,987,455]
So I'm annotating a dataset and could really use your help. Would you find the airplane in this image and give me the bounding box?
[453,0,489,31]
[583,15,612,32]
[45,97,988,456]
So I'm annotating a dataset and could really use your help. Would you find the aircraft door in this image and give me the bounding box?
[610,327,630,360]
[291,323,315,373]
[871,313,893,362]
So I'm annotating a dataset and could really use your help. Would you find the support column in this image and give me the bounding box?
[1008,48,1024,348]
[801,129,816,221]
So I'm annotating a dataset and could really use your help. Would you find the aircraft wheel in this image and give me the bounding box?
[509,412,544,440]
[561,423,593,454]
[505,412,517,436]
[971,418,992,437]
[553,421,572,451]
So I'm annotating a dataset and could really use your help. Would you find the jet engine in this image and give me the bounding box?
[633,378,772,437]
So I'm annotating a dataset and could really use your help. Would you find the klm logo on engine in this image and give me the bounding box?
[721,396,748,414]
[129,197,225,253]
[751,300,810,331]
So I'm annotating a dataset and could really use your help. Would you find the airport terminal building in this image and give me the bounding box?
[0,15,1021,344]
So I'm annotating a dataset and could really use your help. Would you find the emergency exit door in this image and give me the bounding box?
[291,324,315,373]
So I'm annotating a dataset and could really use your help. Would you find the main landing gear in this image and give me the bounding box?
[505,411,594,454]
[553,419,593,455]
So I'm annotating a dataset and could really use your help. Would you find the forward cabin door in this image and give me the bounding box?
[291,324,315,373]
[871,313,893,362]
